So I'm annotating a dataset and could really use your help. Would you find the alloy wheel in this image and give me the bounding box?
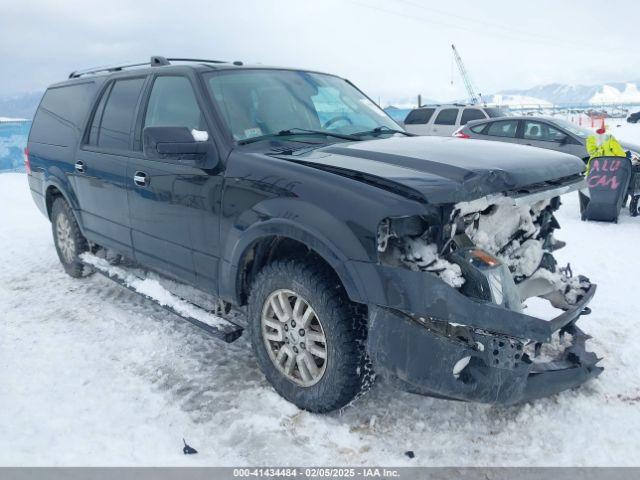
[56,213,75,263]
[261,289,328,387]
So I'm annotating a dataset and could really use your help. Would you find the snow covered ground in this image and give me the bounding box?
[1,149,640,465]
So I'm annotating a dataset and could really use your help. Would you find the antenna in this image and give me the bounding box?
[451,44,485,105]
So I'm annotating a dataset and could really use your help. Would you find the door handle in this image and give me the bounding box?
[75,161,85,173]
[133,171,149,187]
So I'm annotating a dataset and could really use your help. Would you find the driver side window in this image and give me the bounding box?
[144,76,204,132]
[311,87,377,130]
[523,121,565,142]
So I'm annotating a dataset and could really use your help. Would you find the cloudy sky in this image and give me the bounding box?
[2,0,638,104]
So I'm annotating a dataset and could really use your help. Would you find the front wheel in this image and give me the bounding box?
[248,259,371,413]
[51,197,90,277]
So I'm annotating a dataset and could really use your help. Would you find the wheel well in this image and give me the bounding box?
[45,186,63,219]
[237,236,346,306]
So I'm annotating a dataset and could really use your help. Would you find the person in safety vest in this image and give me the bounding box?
[586,125,627,174]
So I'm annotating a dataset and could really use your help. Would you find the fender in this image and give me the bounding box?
[220,204,372,306]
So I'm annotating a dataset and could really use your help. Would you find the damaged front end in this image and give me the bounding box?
[369,185,603,405]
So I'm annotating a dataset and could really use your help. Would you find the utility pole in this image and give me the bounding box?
[451,44,485,105]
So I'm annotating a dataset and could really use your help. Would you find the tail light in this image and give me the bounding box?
[453,129,470,139]
[24,147,31,174]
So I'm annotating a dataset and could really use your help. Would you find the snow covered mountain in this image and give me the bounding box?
[0,92,43,119]
[490,81,640,105]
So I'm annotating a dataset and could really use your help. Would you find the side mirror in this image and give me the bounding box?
[555,133,569,145]
[143,126,209,165]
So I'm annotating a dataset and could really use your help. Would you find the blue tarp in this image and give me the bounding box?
[0,121,31,172]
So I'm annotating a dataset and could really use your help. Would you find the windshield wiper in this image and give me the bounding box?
[352,126,414,137]
[238,128,362,145]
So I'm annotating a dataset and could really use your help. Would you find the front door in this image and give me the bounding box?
[127,74,223,292]
[519,120,583,156]
[74,76,147,256]
[484,119,521,145]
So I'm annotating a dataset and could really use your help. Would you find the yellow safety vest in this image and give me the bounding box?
[586,134,627,175]
[586,134,626,174]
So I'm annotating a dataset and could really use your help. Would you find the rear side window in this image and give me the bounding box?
[470,123,488,134]
[460,108,486,125]
[91,78,145,151]
[144,76,204,130]
[404,108,435,125]
[486,120,519,138]
[30,82,96,146]
[434,108,459,125]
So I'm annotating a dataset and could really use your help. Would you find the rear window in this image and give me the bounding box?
[470,123,488,134]
[87,78,145,151]
[404,108,435,125]
[486,120,518,138]
[434,108,459,125]
[30,82,96,146]
[460,108,486,125]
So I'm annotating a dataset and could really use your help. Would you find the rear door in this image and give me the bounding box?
[75,76,147,256]
[431,108,460,136]
[519,120,584,156]
[127,74,222,291]
[403,107,435,135]
[483,119,521,145]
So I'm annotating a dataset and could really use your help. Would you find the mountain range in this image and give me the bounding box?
[2,80,640,119]
[0,92,43,119]
[488,81,640,106]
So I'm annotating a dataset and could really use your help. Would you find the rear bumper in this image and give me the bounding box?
[367,298,603,405]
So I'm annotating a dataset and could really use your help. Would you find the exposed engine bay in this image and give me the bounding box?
[377,193,591,315]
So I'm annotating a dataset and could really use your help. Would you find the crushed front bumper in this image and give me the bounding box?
[367,294,603,405]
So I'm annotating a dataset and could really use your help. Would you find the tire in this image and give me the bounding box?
[248,259,371,413]
[51,197,90,278]
[631,196,640,217]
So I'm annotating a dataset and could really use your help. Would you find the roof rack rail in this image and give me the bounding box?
[165,57,231,64]
[69,56,237,79]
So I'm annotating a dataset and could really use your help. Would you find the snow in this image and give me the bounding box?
[2,171,640,466]
[0,117,29,122]
[590,83,640,105]
[191,129,209,142]
[80,253,230,330]
[490,94,552,107]
[398,239,464,288]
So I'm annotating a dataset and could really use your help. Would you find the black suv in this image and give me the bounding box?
[26,57,602,413]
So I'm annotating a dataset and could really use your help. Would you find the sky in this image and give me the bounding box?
[1,0,639,105]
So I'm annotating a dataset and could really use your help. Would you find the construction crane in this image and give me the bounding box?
[451,44,485,105]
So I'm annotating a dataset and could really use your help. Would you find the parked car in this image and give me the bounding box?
[627,111,640,124]
[26,57,601,413]
[403,104,508,136]
[455,115,640,164]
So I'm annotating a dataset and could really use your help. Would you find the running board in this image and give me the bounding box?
[80,253,243,343]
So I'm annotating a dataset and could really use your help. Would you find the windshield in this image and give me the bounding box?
[204,69,401,142]
[550,118,593,138]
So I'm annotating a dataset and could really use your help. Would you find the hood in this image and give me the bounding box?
[283,136,585,204]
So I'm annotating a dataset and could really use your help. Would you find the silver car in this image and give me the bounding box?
[403,104,507,137]
[454,115,640,163]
